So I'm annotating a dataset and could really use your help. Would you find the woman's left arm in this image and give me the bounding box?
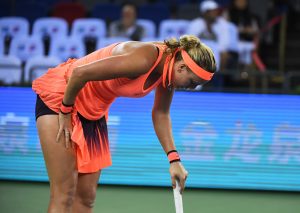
[152,84,188,193]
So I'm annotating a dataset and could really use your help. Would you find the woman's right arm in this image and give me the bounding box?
[62,44,158,105]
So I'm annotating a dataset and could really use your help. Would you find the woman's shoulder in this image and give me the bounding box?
[112,41,162,59]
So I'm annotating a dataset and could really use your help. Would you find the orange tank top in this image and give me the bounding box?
[33,42,165,120]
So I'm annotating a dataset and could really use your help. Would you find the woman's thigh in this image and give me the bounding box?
[36,115,78,190]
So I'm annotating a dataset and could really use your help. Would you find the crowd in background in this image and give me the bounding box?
[0,0,299,93]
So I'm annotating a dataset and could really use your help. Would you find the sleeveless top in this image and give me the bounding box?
[33,43,165,120]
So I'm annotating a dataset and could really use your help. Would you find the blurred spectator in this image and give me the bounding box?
[187,0,237,90]
[224,0,259,67]
[225,0,259,42]
[109,2,145,41]
[187,0,232,71]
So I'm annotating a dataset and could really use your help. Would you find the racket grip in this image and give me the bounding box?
[175,180,181,192]
[173,180,183,213]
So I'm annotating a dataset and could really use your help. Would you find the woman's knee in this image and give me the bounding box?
[76,185,97,208]
[50,182,77,207]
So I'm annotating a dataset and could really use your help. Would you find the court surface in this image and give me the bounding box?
[0,181,300,213]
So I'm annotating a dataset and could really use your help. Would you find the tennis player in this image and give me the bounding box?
[33,35,216,212]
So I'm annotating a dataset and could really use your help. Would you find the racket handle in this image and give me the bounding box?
[173,180,184,213]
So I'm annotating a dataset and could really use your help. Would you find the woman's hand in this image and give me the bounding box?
[169,162,188,194]
[56,112,73,148]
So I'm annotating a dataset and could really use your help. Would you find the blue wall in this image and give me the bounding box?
[0,87,299,191]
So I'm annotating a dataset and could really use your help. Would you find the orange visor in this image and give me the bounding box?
[181,50,214,81]
[162,48,214,88]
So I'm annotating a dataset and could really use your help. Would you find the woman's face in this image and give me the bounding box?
[172,60,208,89]
[122,5,136,27]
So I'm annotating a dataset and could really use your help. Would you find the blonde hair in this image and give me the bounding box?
[164,35,216,73]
